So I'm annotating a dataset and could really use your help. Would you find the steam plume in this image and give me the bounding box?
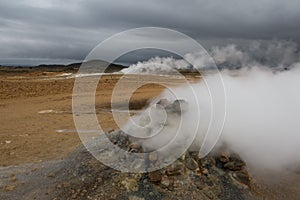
[121,40,300,73]
[121,41,300,171]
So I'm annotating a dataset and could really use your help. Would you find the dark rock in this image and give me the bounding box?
[129,143,143,153]
[218,150,231,163]
[224,158,245,171]
[156,99,172,108]
[47,172,56,178]
[165,162,184,176]
[148,171,162,183]
[161,176,170,188]
[165,99,187,114]
[106,130,131,150]
[185,157,198,170]
[232,171,251,186]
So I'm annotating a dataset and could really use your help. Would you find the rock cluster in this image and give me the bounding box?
[61,99,256,199]
[90,130,256,200]
[145,149,253,199]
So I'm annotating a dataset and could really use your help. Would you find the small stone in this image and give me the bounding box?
[5,140,11,144]
[149,152,158,162]
[224,158,245,171]
[5,185,15,191]
[202,168,209,175]
[106,128,114,133]
[219,151,230,163]
[148,171,162,183]
[173,180,184,189]
[47,172,56,178]
[129,143,143,153]
[149,192,155,196]
[9,175,17,182]
[161,176,170,188]
[195,179,205,190]
[232,171,251,186]
[31,168,38,172]
[185,157,198,170]
[166,162,184,176]
[129,196,145,200]
[156,98,171,108]
[130,159,145,171]
[203,187,219,199]
[63,182,70,188]
[201,157,215,167]
[165,99,187,114]
[121,178,138,192]
[97,177,103,182]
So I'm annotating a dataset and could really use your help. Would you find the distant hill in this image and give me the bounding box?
[0,60,127,74]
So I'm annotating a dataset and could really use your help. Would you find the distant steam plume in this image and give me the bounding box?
[121,40,300,73]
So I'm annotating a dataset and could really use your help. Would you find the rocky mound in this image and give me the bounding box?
[0,129,259,200]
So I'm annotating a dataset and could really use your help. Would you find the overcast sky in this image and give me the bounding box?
[0,0,300,65]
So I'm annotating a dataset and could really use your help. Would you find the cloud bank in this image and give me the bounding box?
[1,0,300,65]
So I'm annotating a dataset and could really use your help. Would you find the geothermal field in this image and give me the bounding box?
[1,56,300,199]
[1,1,300,199]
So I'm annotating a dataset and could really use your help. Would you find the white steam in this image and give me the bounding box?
[196,67,300,171]
[121,40,300,74]
[207,40,299,69]
[216,67,300,170]
[121,56,190,74]
[124,67,300,171]
[121,41,300,171]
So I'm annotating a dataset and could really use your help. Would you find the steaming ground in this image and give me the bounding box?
[124,67,300,172]
[215,67,300,171]
[120,41,300,172]
[198,67,300,171]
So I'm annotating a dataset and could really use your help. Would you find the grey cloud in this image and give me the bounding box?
[0,0,300,65]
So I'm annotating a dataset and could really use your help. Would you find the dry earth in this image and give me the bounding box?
[0,72,197,166]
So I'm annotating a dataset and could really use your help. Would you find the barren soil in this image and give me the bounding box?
[0,72,197,166]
